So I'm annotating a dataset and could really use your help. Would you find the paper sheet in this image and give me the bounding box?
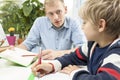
[0,24,9,47]
[34,72,71,80]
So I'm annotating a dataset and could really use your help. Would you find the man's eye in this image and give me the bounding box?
[83,22,86,24]
[48,13,53,16]
[56,10,62,14]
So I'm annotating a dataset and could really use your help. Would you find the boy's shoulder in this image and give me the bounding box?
[107,39,120,53]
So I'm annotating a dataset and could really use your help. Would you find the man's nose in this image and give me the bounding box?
[53,13,59,20]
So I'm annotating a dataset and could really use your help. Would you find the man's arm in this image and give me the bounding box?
[16,43,28,50]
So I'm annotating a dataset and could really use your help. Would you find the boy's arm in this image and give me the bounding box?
[71,53,120,80]
[56,47,88,69]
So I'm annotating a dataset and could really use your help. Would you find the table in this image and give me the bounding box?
[0,59,31,80]
[0,59,71,80]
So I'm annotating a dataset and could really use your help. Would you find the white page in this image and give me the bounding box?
[34,72,71,80]
[0,24,9,47]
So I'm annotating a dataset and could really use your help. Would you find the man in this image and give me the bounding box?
[18,0,86,60]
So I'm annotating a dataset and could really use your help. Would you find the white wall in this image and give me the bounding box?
[72,0,85,26]
[64,0,73,17]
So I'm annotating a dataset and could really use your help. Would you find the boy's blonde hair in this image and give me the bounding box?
[79,0,120,36]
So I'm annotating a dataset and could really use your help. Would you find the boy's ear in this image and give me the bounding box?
[98,19,106,32]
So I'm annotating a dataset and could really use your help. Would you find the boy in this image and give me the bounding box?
[31,0,120,80]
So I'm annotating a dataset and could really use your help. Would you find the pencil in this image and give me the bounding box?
[22,54,37,57]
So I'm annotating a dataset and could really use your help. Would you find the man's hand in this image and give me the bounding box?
[60,65,80,75]
[41,49,61,60]
[41,48,77,60]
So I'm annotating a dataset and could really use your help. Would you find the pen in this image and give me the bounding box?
[37,47,42,80]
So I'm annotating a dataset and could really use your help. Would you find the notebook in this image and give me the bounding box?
[0,47,37,67]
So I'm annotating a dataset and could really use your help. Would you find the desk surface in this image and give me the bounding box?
[0,59,31,80]
[0,59,71,80]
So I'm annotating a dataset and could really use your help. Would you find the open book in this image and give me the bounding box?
[0,47,37,67]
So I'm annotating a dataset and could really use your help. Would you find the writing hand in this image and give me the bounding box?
[31,62,53,77]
